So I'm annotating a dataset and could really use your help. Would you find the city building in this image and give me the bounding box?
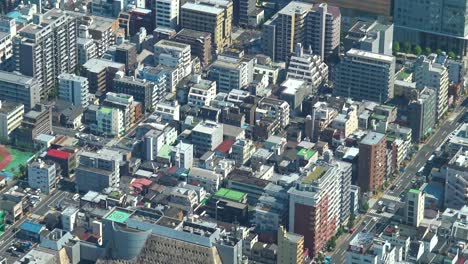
[231,139,256,166]
[314,0,392,17]
[344,20,393,55]
[154,100,180,121]
[0,16,16,70]
[280,78,308,112]
[82,58,125,94]
[58,73,90,108]
[96,106,124,137]
[75,149,121,193]
[445,148,468,210]
[171,142,194,169]
[45,149,77,178]
[306,3,341,60]
[13,9,77,97]
[0,101,24,140]
[173,29,212,67]
[115,42,138,75]
[334,49,395,103]
[187,75,217,107]
[277,226,305,264]
[207,51,254,93]
[192,121,224,157]
[414,55,449,120]
[256,97,290,129]
[155,0,179,29]
[114,73,164,111]
[287,44,328,91]
[74,14,119,58]
[0,71,40,110]
[77,25,98,67]
[346,234,397,264]
[407,88,437,142]
[103,92,143,129]
[358,132,386,193]
[154,39,192,80]
[14,104,52,144]
[142,125,177,160]
[28,160,57,194]
[406,188,425,227]
[393,0,468,56]
[235,0,255,26]
[181,0,233,52]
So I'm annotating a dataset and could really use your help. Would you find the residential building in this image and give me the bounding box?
[207,51,254,93]
[171,142,193,169]
[28,160,57,194]
[154,39,191,80]
[330,105,358,137]
[358,132,386,193]
[173,29,212,67]
[114,73,164,111]
[13,9,77,97]
[414,55,449,120]
[115,42,138,75]
[74,15,119,58]
[346,234,397,264]
[407,88,437,142]
[393,0,468,56]
[139,65,174,93]
[75,149,121,193]
[77,25,98,66]
[350,185,359,215]
[58,74,90,108]
[143,125,177,160]
[235,0,255,26]
[0,101,24,139]
[306,3,341,60]
[314,0,392,17]
[256,97,290,129]
[231,139,256,166]
[155,0,179,29]
[45,149,77,178]
[61,207,79,232]
[448,123,468,155]
[277,226,305,264]
[96,107,124,137]
[82,58,125,94]
[287,43,328,91]
[0,71,40,110]
[0,16,16,70]
[103,92,143,129]
[154,100,180,121]
[280,78,308,112]
[181,0,233,52]
[334,49,395,103]
[344,20,394,55]
[192,121,224,157]
[187,75,217,107]
[445,149,468,210]
[406,188,425,227]
[14,104,52,144]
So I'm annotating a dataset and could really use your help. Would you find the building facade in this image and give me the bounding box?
[58,74,90,108]
[28,160,57,194]
[0,101,24,140]
[358,132,386,193]
[192,121,224,157]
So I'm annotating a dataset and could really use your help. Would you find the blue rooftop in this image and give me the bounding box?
[20,221,43,234]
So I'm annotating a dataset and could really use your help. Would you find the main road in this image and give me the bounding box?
[331,101,466,264]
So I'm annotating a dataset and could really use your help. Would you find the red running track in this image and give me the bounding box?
[0,146,11,171]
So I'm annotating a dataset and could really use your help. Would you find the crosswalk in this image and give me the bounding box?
[382,194,401,202]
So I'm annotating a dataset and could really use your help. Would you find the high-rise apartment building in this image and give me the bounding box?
[173,29,212,67]
[181,0,233,52]
[207,51,254,93]
[407,88,437,142]
[154,39,192,80]
[358,132,386,193]
[393,0,468,56]
[262,2,340,62]
[192,121,223,157]
[414,55,449,121]
[0,71,40,110]
[0,16,16,70]
[233,0,255,26]
[405,188,425,227]
[334,49,395,103]
[344,20,393,55]
[58,74,90,108]
[155,0,179,29]
[28,160,57,194]
[287,44,328,90]
[277,226,305,264]
[13,9,77,97]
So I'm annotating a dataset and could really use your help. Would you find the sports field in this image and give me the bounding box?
[0,145,34,179]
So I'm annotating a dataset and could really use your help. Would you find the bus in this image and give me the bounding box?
[417,166,425,176]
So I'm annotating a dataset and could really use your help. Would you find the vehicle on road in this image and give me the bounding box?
[349,228,355,234]
[417,166,425,176]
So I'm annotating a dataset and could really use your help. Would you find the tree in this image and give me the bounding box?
[403,42,412,54]
[414,45,422,56]
[424,47,432,56]
[448,51,456,59]
[436,49,443,55]
[362,202,369,212]
[393,41,400,53]
[347,214,356,228]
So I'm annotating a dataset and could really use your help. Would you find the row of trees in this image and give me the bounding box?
[393,41,457,59]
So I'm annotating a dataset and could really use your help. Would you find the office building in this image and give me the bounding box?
[0,16,16,70]
[83,58,125,94]
[181,0,233,52]
[306,3,341,60]
[115,42,138,75]
[447,123,468,156]
[155,0,179,29]
[171,142,193,169]
[58,74,90,108]
[28,160,57,194]
[129,8,154,36]
[154,39,192,80]
[114,73,164,111]
[61,207,79,232]
[407,88,437,142]
[287,44,328,90]
[414,55,449,120]
[188,75,217,107]
[96,106,124,137]
[74,15,119,58]
[192,121,224,157]
[173,29,212,67]
[0,71,40,110]
[14,105,52,144]
[207,51,254,93]
[358,132,386,193]
[288,163,345,257]
[231,139,256,166]
[277,226,304,264]
[393,0,468,56]
[334,49,395,103]
[315,0,391,17]
[75,149,121,193]
[0,101,24,140]
[406,188,425,227]
[13,9,77,97]
[346,234,397,264]
[344,20,393,55]
[45,149,77,178]
[256,97,290,129]
[445,149,468,210]
[103,92,143,129]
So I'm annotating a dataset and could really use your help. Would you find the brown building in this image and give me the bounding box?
[358,132,386,193]
[173,29,212,67]
[315,0,392,17]
[115,42,138,75]
[82,58,125,94]
[13,104,52,144]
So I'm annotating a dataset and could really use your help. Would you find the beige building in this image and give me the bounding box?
[330,105,358,137]
[0,101,24,139]
[181,0,232,52]
[277,226,304,264]
[406,188,425,227]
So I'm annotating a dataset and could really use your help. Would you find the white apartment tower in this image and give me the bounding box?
[287,43,329,91]
[155,0,179,29]
[28,160,57,194]
[58,73,90,107]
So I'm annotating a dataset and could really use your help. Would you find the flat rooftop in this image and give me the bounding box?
[347,48,395,63]
[0,71,35,85]
[105,209,132,224]
[279,1,313,16]
[214,188,246,202]
[182,2,224,15]
[155,39,190,50]
[302,165,327,184]
[361,131,385,145]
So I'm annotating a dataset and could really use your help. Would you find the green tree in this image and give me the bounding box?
[414,45,422,56]
[403,42,412,54]
[424,47,432,56]
[393,41,400,53]
[448,51,456,59]
[347,214,356,228]
[436,49,443,55]
[362,202,369,212]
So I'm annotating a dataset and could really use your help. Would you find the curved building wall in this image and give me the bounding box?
[106,221,151,260]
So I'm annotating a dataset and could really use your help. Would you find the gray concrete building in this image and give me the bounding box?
[407,88,437,143]
[0,71,40,110]
[114,73,164,111]
[192,121,223,157]
[344,20,394,55]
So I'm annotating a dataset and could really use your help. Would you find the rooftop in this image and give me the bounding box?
[297,148,316,160]
[0,70,36,85]
[361,132,385,145]
[302,165,327,184]
[105,209,132,224]
[213,188,246,202]
[278,1,313,16]
[182,2,224,15]
[409,189,420,195]
[0,101,23,115]
[347,48,395,63]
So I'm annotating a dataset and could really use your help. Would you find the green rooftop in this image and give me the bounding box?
[302,165,327,184]
[297,148,316,160]
[409,189,420,194]
[157,144,172,159]
[214,188,246,202]
[100,107,114,114]
[397,68,412,81]
[105,209,131,223]
[371,113,387,121]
